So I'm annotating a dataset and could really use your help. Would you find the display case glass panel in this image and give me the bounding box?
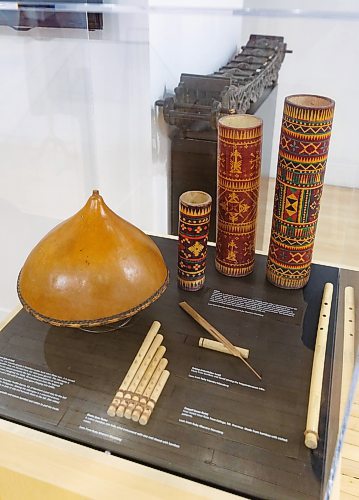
[0,2,358,499]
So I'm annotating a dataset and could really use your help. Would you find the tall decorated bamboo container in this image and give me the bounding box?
[215,114,263,277]
[266,95,335,289]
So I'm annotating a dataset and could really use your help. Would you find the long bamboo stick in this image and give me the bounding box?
[179,301,261,380]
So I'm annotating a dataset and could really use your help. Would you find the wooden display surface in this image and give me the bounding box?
[0,237,340,499]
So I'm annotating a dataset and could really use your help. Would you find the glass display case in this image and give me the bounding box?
[0,2,358,499]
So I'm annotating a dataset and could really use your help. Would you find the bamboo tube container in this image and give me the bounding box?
[304,282,333,449]
[107,321,161,416]
[139,370,170,426]
[199,337,249,359]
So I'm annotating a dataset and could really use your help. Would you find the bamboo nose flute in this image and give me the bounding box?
[304,282,333,449]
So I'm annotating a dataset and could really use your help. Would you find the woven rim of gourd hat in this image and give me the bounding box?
[17,269,169,328]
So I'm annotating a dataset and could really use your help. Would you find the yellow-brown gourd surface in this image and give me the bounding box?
[18,191,169,328]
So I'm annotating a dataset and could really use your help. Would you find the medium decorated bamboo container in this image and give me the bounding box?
[266,94,335,289]
[215,114,263,277]
[177,191,212,291]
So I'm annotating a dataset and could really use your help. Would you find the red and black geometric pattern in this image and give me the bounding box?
[215,115,263,277]
[177,192,212,291]
[267,95,335,289]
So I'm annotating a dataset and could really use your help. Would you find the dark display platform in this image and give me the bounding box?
[0,237,339,499]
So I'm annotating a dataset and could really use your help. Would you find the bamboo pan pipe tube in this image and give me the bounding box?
[107,320,161,417]
[139,370,170,426]
[132,358,168,423]
[124,345,166,419]
[116,333,163,417]
[179,301,261,380]
[199,338,249,359]
[304,282,333,449]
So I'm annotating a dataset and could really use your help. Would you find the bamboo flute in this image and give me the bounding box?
[139,370,170,426]
[179,301,261,380]
[341,286,356,412]
[116,333,163,417]
[107,320,161,417]
[124,345,166,419]
[331,286,356,495]
[199,337,249,359]
[304,282,333,449]
[132,358,168,422]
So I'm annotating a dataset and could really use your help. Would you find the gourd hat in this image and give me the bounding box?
[17,191,169,328]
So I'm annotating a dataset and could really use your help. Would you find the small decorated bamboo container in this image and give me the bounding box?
[177,191,212,291]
